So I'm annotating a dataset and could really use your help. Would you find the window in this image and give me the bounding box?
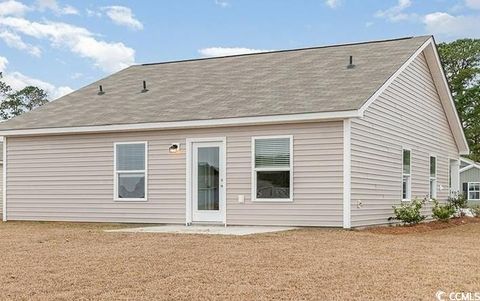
[252,136,293,201]
[429,156,437,199]
[402,149,411,201]
[114,142,147,201]
[468,182,480,200]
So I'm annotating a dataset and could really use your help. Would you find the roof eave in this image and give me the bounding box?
[460,157,477,165]
[460,164,480,173]
[426,37,470,155]
[0,110,361,137]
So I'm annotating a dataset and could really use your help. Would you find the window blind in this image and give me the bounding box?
[255,138,290,168]
[117,143,145,171]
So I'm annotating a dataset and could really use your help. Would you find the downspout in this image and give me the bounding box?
[343,119,351,229]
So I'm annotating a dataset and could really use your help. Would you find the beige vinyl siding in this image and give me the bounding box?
[350,52,459,227]
[5,122,343,227]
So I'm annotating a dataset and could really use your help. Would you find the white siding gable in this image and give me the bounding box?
[350,52,459,226]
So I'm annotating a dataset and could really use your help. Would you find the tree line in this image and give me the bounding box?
[0,72,48,120]
[438,39,480,161]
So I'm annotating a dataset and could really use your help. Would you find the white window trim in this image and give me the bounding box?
[251,135,293,202]
[429,155,437,200]
[113,141,148,202]
[468,182,480,201]
[402,147,412,202]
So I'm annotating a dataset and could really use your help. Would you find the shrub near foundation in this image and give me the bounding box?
[391,198,426,225]
[432,200,455,222]
[470,205,480,217]
[448,195,468,211]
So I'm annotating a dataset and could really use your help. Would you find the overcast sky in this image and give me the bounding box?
[0,0,479,100]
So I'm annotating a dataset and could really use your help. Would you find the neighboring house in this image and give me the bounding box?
[460,158,480,205]
[0,36,470,228]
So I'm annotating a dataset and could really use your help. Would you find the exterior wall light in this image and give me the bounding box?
[169,143,180,153]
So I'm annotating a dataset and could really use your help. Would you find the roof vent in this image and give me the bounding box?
[98,85,105,95]
[141,80,149,93]
[347,56,355,69]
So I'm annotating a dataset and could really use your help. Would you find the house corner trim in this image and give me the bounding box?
[3,137,7,222]
[343,119,351,229]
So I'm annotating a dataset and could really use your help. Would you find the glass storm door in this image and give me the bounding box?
[192,141,224,222]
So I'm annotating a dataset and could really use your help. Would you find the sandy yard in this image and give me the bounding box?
[0,220,479,300]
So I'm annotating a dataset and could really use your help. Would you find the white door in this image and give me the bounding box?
[192,141,225,222]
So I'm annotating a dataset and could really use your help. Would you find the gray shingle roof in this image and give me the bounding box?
[0,36,430,131]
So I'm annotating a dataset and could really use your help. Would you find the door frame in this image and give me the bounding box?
[186,137,227,225]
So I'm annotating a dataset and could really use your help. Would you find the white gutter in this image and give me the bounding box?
[0,110,361,137]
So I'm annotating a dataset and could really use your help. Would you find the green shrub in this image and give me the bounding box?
[432,200,455,222]
[391,198,426,225]
[470,205,480,217]
[448,195,468,210]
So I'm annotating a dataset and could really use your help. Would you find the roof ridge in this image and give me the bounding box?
[139,35,431,67]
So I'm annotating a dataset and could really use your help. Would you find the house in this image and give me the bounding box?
[0,36,469,228]
[460,158,480,205]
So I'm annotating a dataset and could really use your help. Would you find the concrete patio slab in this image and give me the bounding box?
[105,225,297,236]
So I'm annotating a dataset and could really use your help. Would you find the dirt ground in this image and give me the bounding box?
[0,221,479,301]
[365,216,480,234]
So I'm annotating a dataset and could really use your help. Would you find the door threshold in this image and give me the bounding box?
[189,221,226,226]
